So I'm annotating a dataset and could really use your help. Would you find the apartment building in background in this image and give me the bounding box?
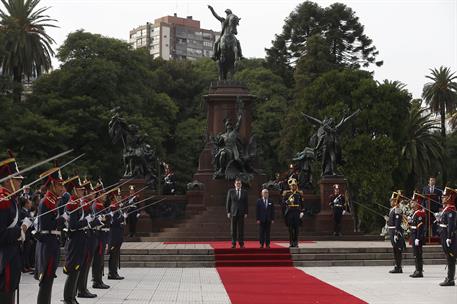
[129,14,220,60]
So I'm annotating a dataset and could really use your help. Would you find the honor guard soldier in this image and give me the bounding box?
[61,176,94,304]
[35,167,66,304]
[281,178,304,248]
[108,188,125,280]
[0,152,29,304]
[409,193,426,278]
[387,192,406,273]
[76,179,100,298]
[126,186,140,237]
[329,184,345,236]
[92,180,110,289]
[437,187,457,286]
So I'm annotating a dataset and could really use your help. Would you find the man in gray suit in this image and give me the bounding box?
[226,178,248,248]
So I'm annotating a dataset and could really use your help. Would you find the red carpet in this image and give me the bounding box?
[163,241,366,303]
[164,240,314,249]
[217,266,367,304]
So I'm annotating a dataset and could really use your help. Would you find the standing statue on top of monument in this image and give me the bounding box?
[208,4,243,80]
[212,97,256,182]
[302,109,360,177]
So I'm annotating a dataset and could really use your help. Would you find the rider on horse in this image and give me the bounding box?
[208,5,243,62]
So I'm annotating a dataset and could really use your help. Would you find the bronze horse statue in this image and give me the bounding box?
[208,5,243,80]
[217,14,242,80]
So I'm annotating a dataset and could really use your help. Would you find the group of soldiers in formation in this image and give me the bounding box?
[387,187,457,286]
[0,152,142,304]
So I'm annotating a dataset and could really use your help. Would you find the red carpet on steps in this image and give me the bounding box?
[217,266,367,304]
[163,241,367,303]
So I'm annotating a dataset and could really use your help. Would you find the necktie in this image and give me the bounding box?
[264,199,267,208]
[237,189,240,199]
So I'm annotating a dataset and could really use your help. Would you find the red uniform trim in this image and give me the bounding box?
[0,187,12,210]
[46,256,54,278]
[43,191,58,212]
[81,199,91,212]
[66,197,79,212]
[110,200,119,211]
[94,199,104,211]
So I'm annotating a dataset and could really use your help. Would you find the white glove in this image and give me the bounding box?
[123,212,128,218]
[342,210,347,215]
[136,213,140,218]
[299,212,304,219]
[244,214,248,219]
[85,215,94,223]
[18,230,26,242]
[394,235,398,243]
[446,238,452,247]
[109,211,114,217]
[414,239,420,246]
[62,212,70,221]
[227,213,231,219]
[97,215,105,222]
[22,217,33,230]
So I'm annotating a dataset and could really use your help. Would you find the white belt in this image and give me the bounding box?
[388,226,396,229]
[440,224,448,228]
[101,228,109,232]
[39,230,61,236]
[67,227,88,232]
[410,226,417,229]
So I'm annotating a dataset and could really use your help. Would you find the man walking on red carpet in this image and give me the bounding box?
[256,189,275,248]
[226,178,248,248]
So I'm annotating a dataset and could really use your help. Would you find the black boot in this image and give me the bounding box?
[440,259,456,286]
[108,248,124,280]
[37,277,54,304]
[92,252,110,289]
[63,271,79,304]
[410,258,423,278]
[439,277,455,286]
[77,262,97,298]
[389,266,403,274]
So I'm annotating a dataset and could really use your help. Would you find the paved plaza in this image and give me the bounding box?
[18,264,456,304]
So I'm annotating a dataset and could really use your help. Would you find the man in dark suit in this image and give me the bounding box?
[422,176,443,236]
[256,189,275,248]
[226,178,248,248]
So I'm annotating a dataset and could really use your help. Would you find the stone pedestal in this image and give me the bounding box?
[193,81,266,206]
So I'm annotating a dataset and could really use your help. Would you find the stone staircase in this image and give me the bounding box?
[133,205,378,242]
[291,246,445,267]
[108,243,447,268]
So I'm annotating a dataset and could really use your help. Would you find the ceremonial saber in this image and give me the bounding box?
[350,200,389,219]
[94,185,149,217]
[124,197,168,216]
[0,149,74,184]
[4,153,86,200]
[67,178,135,215]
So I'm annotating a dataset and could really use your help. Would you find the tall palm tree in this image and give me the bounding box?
[422,66,457,184]
[0,0,56,84]
[401,105,443,192]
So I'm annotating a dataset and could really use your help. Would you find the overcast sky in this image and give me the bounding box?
[37,0,457,99]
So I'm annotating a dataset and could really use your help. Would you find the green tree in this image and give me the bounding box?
[234,59,290,177]
[0,0,56,84]
[399,103,443,193]
[15,31,178,183]
[422,66,457,184]
[266,1,382,86]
